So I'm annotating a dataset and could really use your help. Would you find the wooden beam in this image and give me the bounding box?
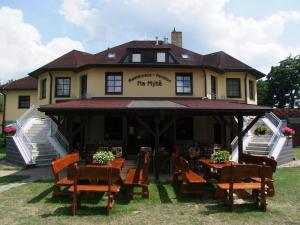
[71,115,93,137]
[154,117,160,180]
[136,116,155,137]
[237,115,243,163]
[159,116,178,137]
[241,116,260,137]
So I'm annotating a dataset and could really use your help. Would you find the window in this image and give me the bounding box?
[107,53,116,59]
[176,73,193,95]
[105,117,123,140]
[181,54,189,59]
[211,76,216,99]
[80,75,87,98]
[105,73,123,94]
[249,80,255,100]
[176,117,193,140]
[55,77,71,97]
[40,79,46,99]
[132,53,141,62]
[157,52,166,62]
[18,96,30,109]
[226,78,241,98]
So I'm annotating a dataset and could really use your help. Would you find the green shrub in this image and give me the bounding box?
[92,151,115,165]
[211,150,231,163]
[254,124,271,135]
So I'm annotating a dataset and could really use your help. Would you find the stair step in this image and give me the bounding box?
[248,143,269,147]
[244,150,269,156]
[246,145,269,150]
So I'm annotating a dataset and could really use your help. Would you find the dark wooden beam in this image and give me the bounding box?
[159,116,178,137]
[154,116,160,180]
[241,116,260,137]
[237,115,243,163]
[136,116,155,137]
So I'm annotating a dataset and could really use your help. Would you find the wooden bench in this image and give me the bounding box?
[217,163,272,211]
[51,153,80,198]
[180,157,206,197]
[68,165,121,216]
[241,153,277,196]
[124,153,150,199]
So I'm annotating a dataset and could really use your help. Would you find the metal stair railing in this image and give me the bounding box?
[49,119,69,153]
[265,112,283,156]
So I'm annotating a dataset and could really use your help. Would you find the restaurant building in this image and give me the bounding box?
[3,29,292,177]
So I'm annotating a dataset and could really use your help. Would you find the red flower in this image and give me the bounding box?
[282,127,295,136]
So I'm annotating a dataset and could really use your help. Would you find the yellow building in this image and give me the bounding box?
[0,76,37,126]
[2,30,273,173]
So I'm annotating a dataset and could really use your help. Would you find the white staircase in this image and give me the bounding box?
[13,105,68,166]
[231,112,293,165]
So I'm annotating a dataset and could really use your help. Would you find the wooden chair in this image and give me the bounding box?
[68,165,121,216]
[241,153,277,196]
[124,153,150,199]
[180,157,206,197]
[171,152,182,184]
[217,163,272,211]
[51,153,80,198]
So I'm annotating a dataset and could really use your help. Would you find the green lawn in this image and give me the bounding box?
[0,167,299,225]
[0,146,5,161]
[293,148,300,160]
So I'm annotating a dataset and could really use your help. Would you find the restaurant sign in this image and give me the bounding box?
[128,73,171,87]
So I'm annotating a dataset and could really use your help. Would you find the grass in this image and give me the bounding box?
[293,148,300,160]
[0,146,5,161]
[0,175,29,185]
[0,167,299,225]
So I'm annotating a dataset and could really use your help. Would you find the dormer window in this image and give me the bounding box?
[157,52,166,63]
[181,54,189,59]
[108,53,116,59]
[132,53,141,62]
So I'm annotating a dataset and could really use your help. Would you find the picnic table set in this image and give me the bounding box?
[51,146,277,215]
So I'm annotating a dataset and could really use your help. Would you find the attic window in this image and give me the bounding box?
[108,53,116,59]
[181,54,189,59]
[132,53,141,63]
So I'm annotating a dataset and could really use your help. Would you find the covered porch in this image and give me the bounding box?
[39,98,271,179]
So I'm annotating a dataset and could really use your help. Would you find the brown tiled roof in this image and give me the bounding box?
[1,76,37,90]
[39,98,271,113]
[29,40,264,78]
[273,109,300,119]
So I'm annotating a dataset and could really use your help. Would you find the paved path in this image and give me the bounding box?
[0,164,53,193]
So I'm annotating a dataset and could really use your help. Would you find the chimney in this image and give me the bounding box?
[171,27,182,47]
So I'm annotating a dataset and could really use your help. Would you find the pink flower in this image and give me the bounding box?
[282,127,295,136]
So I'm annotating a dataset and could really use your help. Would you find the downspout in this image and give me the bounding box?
[244,72,248,104]
[0,90,7,145]
[202,69,208,98]
[49,72,53,104]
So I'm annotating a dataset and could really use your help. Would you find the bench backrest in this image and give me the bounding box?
[180,157,190,182]
[219,164,273,183]
[142,153,150,184]
[51,153,80,181]
[241,153,277,173]
[70,165,120,195]
[171,153,182,174]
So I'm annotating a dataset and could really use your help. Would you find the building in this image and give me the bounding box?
[1,30,293,174]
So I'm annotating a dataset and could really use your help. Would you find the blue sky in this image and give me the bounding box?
[0,0,300,81]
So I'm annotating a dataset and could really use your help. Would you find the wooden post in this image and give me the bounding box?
[154,116,160,180]
[237,115,243,163]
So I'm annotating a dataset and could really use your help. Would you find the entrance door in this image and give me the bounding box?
[127,116,153,156]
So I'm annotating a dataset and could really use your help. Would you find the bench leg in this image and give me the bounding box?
[260,190,267,211]
[142,186,149,198]
[71,193,77,216]
[266,182,275,197]
[126,186,134,199]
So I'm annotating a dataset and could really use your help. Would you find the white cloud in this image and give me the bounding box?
[59,0,300,74]
[0,6,84,82]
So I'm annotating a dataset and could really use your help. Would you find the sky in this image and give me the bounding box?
[0,0,300,82]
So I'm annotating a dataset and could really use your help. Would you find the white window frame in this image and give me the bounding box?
[157,52,166,62]
[132,53,141,62]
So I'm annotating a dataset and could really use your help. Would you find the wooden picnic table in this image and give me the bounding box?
[87,158,125,170]
[199,159,239,180]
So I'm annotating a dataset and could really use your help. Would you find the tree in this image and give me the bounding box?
[266,55,300,108]
[257,79,271,106]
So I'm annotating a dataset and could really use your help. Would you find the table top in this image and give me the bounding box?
[199,159,238,170]
[87,158,125,170]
